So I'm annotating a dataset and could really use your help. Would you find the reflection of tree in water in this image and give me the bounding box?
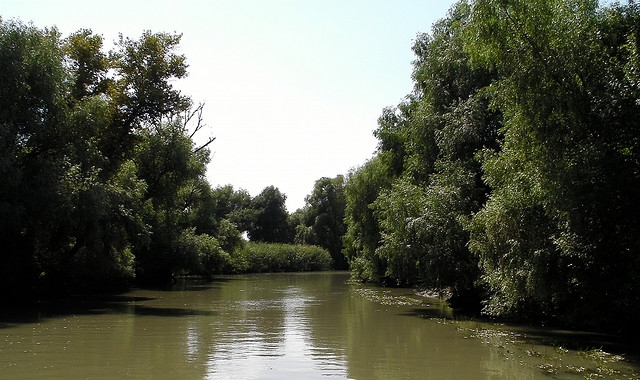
[195,274,640,380]
[3,273,638,379]
[340,283,490,379]
[203,275,287,378]
[204,273,351,378]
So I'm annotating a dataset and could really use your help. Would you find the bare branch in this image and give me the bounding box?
[194,136,216,154]
[182,103,215,153]
[184,103,206,138]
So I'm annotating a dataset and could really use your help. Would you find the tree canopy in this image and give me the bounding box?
[293,176,348,269]
[0,19,220,295]
[341,0,640,334]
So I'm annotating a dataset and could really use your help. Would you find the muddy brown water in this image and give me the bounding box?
[1,272,638,379]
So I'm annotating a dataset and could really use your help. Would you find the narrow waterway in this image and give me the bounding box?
[1,272,638,379]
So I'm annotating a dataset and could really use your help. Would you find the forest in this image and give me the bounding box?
[2,0,639,336]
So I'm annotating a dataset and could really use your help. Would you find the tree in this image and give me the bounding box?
[0,20,217,295]
[465,0,640,332]
[192,184,249,255]
[1,19,70,299]
[295,176,348,269]
[0,22,158,296]
[247,186,291,243]
[343,155,395,281]
[201,185,254,235]
[343,2,499,306]
[96,31,192,169]
[133,115,213,284]
[113,31,191,125]
[65,29,110,100]
[58,31,148,290]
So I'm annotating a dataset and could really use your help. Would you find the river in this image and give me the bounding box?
[1,272,638,379]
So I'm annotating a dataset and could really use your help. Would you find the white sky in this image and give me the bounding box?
[1,0,455,211]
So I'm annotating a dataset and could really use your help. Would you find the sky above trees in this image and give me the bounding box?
[0,0,456,210]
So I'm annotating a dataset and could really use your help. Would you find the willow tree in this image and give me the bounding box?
[294,176,348,269]
[466,0,640,332]
[1,20,70,298]
[343,155,395,282]
[346,3,499,305]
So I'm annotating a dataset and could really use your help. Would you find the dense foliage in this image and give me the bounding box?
[343,0,640,334]
[0,19,336,300]
[231,243,332,273]
[467,0,640,332]
[292,176,348,269]
[344,1,497,300]
[247,186,291,243]
[0,19,226,294]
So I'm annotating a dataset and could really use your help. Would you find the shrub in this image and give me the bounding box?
[178,228,230,276]
[230,243,332,273]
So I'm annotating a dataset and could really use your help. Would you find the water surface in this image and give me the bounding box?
[1,272,638,379]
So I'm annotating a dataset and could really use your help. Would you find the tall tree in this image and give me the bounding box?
[1,20,69,299]
[248,186,291,243]
[343,155,395,281]
[344,2,499,304]
[0,21,216,295]
[296,176,348,269]
[466,0,640,331]
[132,116,211,284]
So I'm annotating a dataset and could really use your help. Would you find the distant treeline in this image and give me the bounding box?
[341,0,640,336]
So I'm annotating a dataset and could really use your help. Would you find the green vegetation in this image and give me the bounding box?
[3,0,639,337]
[291,175,348,269]
[0,18,340,300]
[458,325,639,379]
[247,186,291,243]
[230,243,332,273]
[342,0,640,335]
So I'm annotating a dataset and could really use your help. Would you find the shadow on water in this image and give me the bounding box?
[502,326,640,358]
[402,305,640,359]
[142,276,231,291]
[128,304,217,317]
[401,306,458,320]
[0,278,227,329]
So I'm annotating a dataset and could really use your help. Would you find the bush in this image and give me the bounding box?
[178,228,230,276]
[230,243,332,273]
